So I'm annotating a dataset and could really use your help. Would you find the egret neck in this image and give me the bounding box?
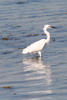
[44,28,50,44]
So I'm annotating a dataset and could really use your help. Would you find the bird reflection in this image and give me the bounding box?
[22,57,52,86]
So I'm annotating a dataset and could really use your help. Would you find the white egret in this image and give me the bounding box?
[22,25,57,57]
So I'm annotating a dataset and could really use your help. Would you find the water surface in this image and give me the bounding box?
[0,0,67,100]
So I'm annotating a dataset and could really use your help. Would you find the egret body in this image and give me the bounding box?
[22,25,56,57]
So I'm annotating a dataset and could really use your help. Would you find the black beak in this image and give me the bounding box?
[51,26,57,29]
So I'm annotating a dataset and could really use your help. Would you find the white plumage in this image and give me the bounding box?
[22,24,56,57]
[22,39,46,56]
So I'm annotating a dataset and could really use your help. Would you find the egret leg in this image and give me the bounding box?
[38,51,41,57]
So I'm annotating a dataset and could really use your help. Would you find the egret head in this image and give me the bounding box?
[43,24,57,31]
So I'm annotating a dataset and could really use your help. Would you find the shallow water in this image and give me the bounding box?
[0,0,67,100]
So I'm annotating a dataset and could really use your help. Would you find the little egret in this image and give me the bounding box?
[22,25,56,57]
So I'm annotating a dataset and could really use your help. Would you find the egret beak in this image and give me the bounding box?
[51,26,57,29]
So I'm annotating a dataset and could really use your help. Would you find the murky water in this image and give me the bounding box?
[0,0,67,100]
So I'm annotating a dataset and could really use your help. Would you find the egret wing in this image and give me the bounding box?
[22,39,46,54]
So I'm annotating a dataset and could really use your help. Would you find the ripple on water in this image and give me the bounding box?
[0,0,67,100]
